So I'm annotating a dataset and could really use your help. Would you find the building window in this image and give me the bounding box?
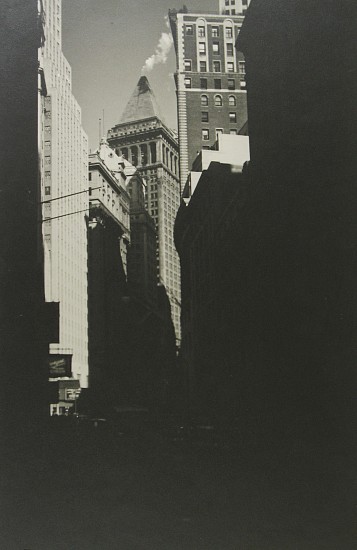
[202,129,209,141]
[184,59,192,71]
[227,61,234,72]
[229,112,237,123]
[200,60,207,72]
[214,79,222,89]
[238,61,246,74]
[211,26,219,37]
[240,80,246,89]
[231,9,236,14]
[131,146,138,166]
[228,78,235,90]
[184,77,192,88]
[89,172,92,181]
[201,94,208,106]
[213,61,221,72]
[214,94,223,106]
[201,111,209,122]
[198,26,205,37]
[226,43,234,56]
[228,95,236,106]
[225,0,229,4]
[199,42,206,55]
[226,27,233,38]
[186,25,193,35]
[212,42,220,54]
[230,129,238,135]
[45,186,51,195]
[200,78,208,89]
[150,142,157,163]
[216,128,224,138]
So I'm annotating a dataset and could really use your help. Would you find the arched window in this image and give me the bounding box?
[229,95,236,106]
[214,94,223,107]
[201,94,208,107]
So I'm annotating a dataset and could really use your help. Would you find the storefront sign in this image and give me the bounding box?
[49,354,72,378]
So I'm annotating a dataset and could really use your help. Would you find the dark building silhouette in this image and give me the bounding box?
[85,142,177,417]
[175,162,249,422]
[234,0,357,447]
[126,171,157,310]
[87,140,131,412]
[176,0,357,451]
[0,0,48,441]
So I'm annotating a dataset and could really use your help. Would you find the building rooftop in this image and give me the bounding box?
[119,76,165,125]
[90,137,126,182]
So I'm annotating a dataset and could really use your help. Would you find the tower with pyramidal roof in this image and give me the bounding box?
[108,76,181,344]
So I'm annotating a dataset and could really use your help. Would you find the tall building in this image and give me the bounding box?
[169,8,248,190]
[87,139,130,403]
[174,135,249,420]
[39,0,89,395]
[219,0,251,16]
[108,76,181,344]
[233,0,357,449]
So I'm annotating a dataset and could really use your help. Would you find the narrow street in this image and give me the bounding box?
[1,420,354,549]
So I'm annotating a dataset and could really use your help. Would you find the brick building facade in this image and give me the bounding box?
[169,8,248,190]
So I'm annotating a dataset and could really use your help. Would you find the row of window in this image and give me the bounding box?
[202,128,238,141]
[184,77,245,90]
[185,59,245,73]
[201,110,237,123]
[186,25,235,39]
[201,94,237,107]
[198,42,233,56]
[224,0,248,4]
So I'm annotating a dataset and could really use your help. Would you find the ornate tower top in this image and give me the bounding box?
[120,76,164,124]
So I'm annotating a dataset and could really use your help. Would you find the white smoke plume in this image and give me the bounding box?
[142,20,173,74]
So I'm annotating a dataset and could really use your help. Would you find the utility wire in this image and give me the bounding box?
[41,208,90,223]
[41,187,101,204]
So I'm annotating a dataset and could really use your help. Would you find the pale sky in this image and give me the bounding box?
[62,0,218,150]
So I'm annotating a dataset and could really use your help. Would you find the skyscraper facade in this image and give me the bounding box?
[169,8,248,190]
[39,0,89,389]
[107,77,181,344]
